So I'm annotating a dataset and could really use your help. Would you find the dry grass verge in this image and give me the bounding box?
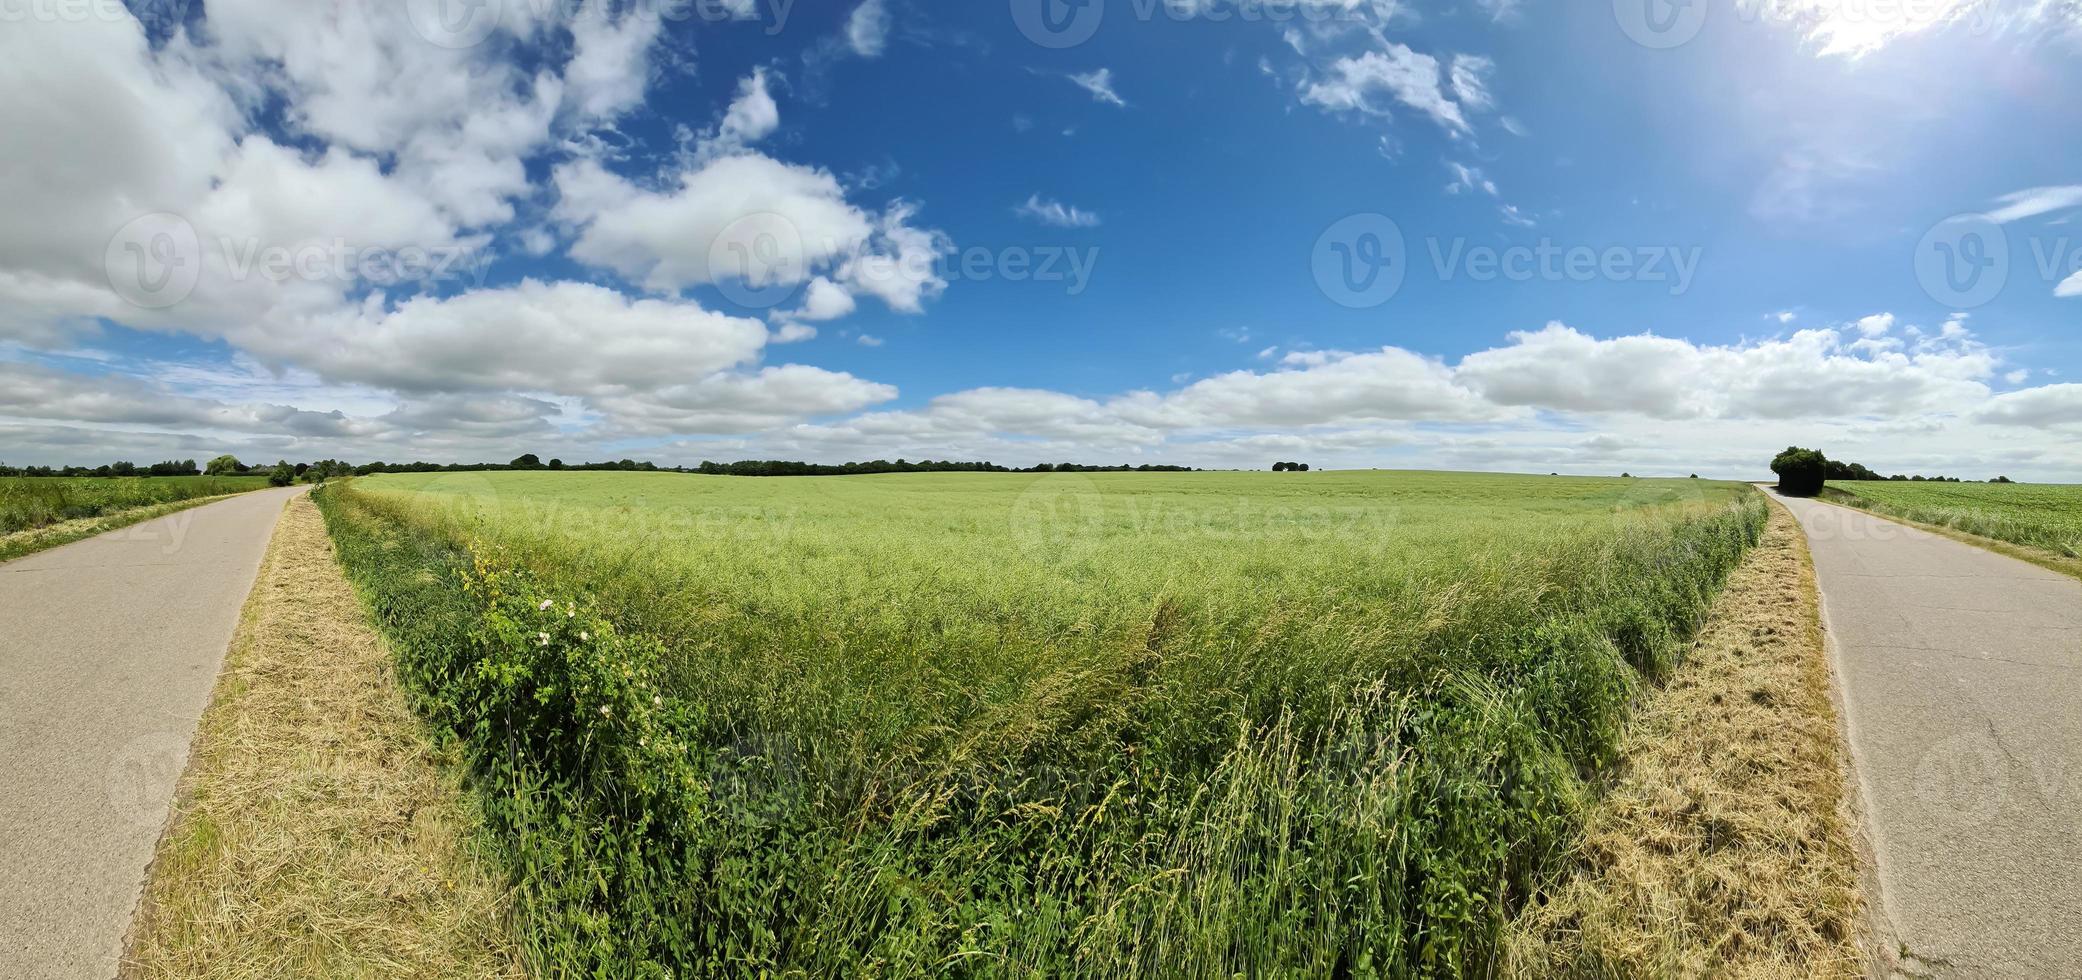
[1502,499,1868,978]
[0,493,243,564]
[122,495,524,979]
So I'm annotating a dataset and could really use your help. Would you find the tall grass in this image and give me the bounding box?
[317,471,1766,976]
[1828,481,2082,558]
[0,476,268,535]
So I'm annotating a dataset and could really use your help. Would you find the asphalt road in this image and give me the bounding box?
[0,487,302,979]
[1774,491,2082,977]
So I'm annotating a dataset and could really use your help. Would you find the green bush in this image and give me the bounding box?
[1771,447,1827,497]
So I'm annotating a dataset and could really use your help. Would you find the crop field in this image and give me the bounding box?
[316,470,1765,976]
[0,476,269,536]
[1830,481,2082,558]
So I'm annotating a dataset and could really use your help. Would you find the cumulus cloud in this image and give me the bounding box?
[555,153,948,311]
[252,280,770,397]
[1978,384,2082,427]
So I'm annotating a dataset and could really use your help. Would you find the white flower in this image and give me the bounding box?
[599,704,612,717]
[538,599,554,611]
[653,695,663,708]
[580,631,590,642]
[536,632,550,646]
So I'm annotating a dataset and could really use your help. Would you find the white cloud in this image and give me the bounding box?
[790,277,859,321]
[595,365,898,434]
[1068,69,1127,107]
[1853,312,1896,337]
[2059,269,2082,299]
[847,0,891,58]
[771,323,818,344]
[1300,44,1471,136]
[563,5,666,121]
[720,68,781,145]
[1986,185,2082,224]
[1457,322,1995,421]
[1016,195,1103,228]
[1445,161,1498,196]
[555,153,948,311]
[1447,54,1495,113]
[254,279,771,397]
[1978,384,2082,428]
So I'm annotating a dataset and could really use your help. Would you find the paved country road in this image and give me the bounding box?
[1774,490,2082,977]
[0,487,303,980]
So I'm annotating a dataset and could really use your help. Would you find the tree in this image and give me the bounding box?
[267,461,296,487]
[1296,463,1310,472]
[511,453,543,469]
[548,458,566,470]
[1992,476,2015,484]
[1771,446,1828,497]
[205,455,244,476]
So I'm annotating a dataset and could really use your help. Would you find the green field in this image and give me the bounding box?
[317,470,1765,976]
[1830,481,2082,558]
[0,475,269,536]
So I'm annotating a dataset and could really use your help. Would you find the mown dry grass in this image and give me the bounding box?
[1502,501,1869,978]
[122,495,524,979]
[0,493,242,564]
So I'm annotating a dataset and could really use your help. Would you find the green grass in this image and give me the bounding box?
[316,469,1766,977]
[1828,481,2082,559]
[0,475,270,536]
[0,476,273,562]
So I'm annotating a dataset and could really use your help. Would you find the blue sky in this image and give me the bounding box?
[2,0,2079,477]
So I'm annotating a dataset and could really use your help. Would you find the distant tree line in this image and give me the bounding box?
[1271,462,1312,472]
[0,459,203,478]
[1773,446,2014,496]
[6,455,1198,481]
[693,459,1196,477]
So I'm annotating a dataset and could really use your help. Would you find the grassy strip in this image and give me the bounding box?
[0,493,247,564]
[1500,500,1867,976]
[1821,488,2082,581]
[122,495,524,979]
[318,475,1768,976]
[0,476,270,536]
